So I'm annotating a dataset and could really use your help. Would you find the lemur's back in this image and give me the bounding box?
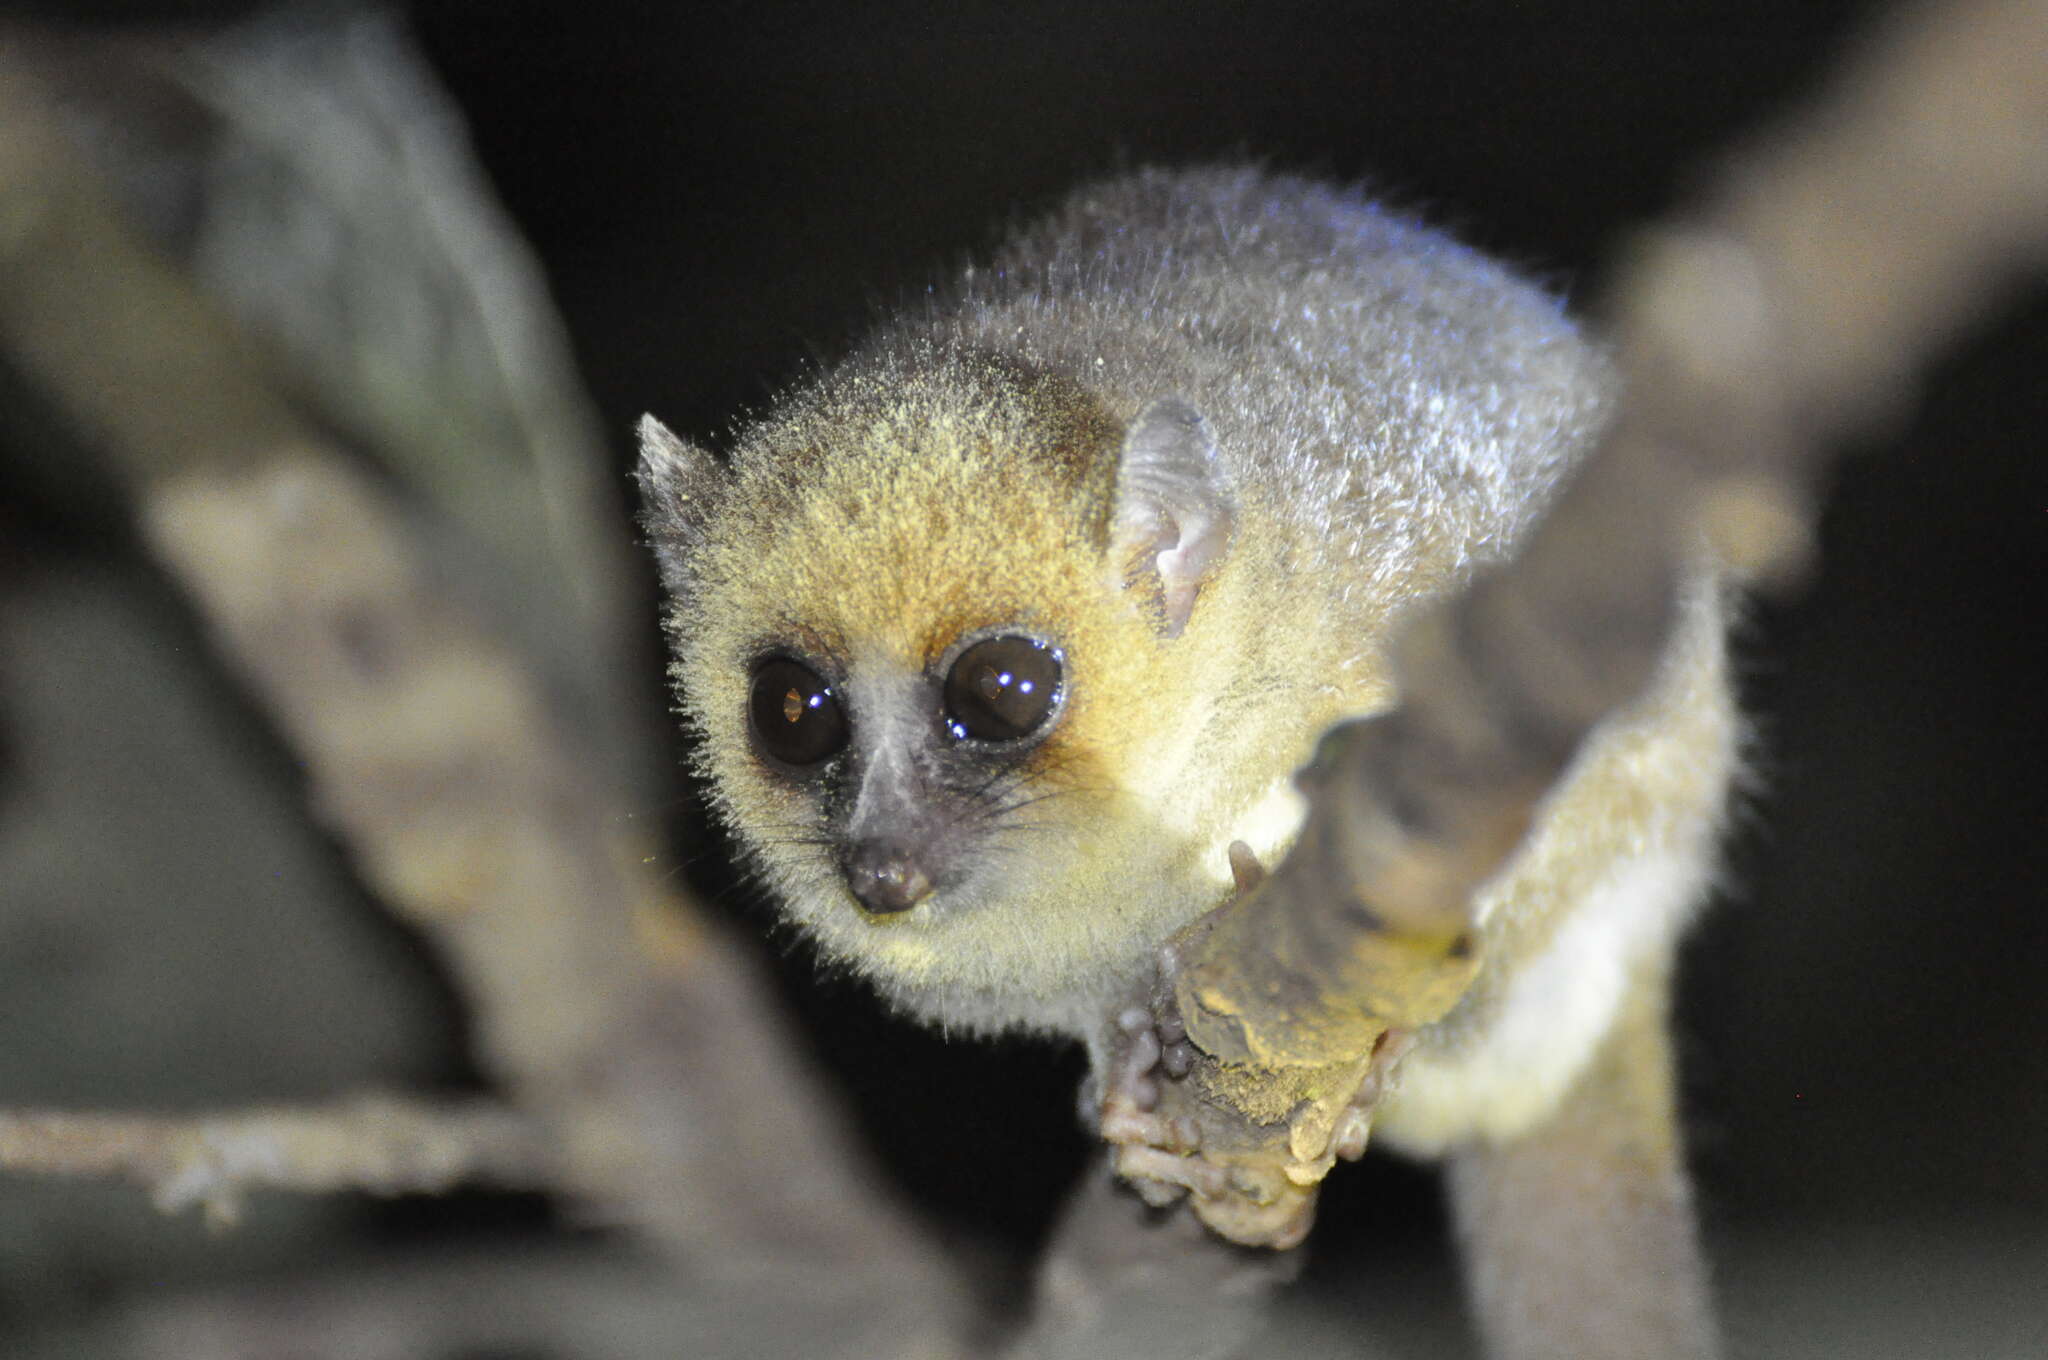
[864,166,1617,624]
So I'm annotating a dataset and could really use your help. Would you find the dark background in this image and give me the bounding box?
[2,1,2042,1354]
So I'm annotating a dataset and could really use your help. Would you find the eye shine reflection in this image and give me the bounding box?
[749,656,849,768]
[943,636,1064,743]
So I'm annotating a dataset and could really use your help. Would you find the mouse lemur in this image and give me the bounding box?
[640,166,1735,1360]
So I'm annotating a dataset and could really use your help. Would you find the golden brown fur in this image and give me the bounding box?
[641,166,1735,1357]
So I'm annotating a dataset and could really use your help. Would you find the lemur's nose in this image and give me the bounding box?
[843,840,934,914]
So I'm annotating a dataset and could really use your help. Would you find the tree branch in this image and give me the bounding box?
[1124,0,2048,1245]
[0,1098,551,1226]
[17,1245,954,1360]
[0,35,963,1325]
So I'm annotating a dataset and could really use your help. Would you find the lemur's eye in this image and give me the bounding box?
[749,657,848,768]
[943,636,1064,743]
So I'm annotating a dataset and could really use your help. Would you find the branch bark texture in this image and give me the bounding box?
[0,34,961,1330]
[0,1099,551,1225]
[1152,0,2048,1239]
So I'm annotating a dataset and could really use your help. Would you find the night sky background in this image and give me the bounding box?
[1,1,2042,1354]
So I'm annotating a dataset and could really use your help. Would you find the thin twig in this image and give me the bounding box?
[0,1097,551,1226]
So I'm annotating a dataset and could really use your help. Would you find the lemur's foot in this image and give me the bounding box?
[1098,1004,1252,1215]
[1096,844,1301,1237]
[1077,999,1199,1140]
[1094,841,1417,1246]
[1098,1004,1210,1206]
[1095,843,1259,1166]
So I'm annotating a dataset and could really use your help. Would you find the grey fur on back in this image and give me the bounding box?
[865,165,1614,615]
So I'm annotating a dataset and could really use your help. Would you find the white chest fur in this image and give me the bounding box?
[1375,846,1706,1155]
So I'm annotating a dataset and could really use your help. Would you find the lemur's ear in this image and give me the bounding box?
[635,414,725,596]
[1109,397,1235,638]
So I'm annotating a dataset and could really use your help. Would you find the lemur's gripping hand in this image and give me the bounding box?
[1096,843,1414,1249]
